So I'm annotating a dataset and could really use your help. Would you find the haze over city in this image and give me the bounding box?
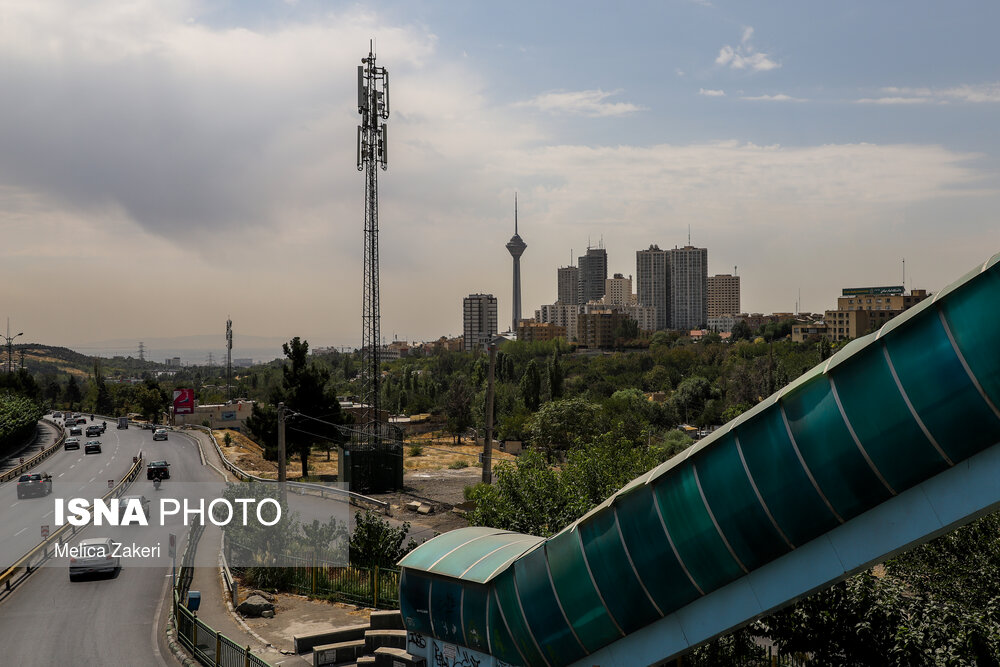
[1,0,998,355]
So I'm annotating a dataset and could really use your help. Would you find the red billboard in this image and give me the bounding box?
[173,388,195,415]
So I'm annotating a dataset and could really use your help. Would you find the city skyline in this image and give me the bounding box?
[1,2,998,349]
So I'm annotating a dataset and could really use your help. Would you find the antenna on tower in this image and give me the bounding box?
[514,192,518,235]
[902,258,906,291]
[688,225,691,246]
[356,42,392,476]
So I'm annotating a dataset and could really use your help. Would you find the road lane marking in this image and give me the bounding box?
[44,510,53,517]
[14,527,27,536]
[70,464,76,469]
[58,473,65,478]
[89,477,95,483]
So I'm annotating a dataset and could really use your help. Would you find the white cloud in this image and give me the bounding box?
[856,83,1000,105]
[740,93,805,102]
[699,88,726,97]
[715,26,780,72]
[516,89,645,117]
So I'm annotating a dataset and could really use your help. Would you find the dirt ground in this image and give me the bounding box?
[212,428,514,537]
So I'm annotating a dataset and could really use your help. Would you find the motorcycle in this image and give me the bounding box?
[153,477,161,490]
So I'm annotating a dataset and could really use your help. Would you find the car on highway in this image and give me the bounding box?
[64,437,81,451]
[84,440,102,454]
[68,537,120,580]
[119,494,151,520]
[86,425,102,437]
[147,460,170,480]
[73,413,83,422]
[16,472,52,499]
[69,426,82,436]
[53,411,63,418]
[152,428,168,441]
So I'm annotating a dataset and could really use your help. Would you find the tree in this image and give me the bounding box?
[731,319,753,341]
[444,376,474,443]
[280,337,344,478]
[548,350,564,400]
[64,375,82,409]
[526,397,604,452]
[93,362,113,415]
[520,359,541,411]
[349,510,418,568]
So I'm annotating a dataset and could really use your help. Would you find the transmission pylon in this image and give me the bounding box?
[356,42,389,439]
[138,341,145,362]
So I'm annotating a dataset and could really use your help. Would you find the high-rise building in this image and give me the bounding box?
[636,245,668,330]
[708,274,741,318]
[668,245,708,330]
[505,196,527,332]
[578,246,608,305]
[557,266,579,305]
[463,294,498,352]
[604,273,632,306]
[535,303,582,342]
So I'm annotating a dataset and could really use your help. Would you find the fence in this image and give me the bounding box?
[172,524,272,667]
[225,538,399,609]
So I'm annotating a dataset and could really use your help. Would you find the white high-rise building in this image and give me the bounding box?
[535,303,582,342]
[464,294,498,352]
[604,273,633,306]
[636,245,668,331]
[668,246,708,330]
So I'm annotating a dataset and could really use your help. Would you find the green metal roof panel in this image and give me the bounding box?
[399,527,544,583]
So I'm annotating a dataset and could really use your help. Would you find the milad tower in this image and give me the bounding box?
[505,194,527,332]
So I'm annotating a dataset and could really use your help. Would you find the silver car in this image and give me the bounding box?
[69,537,120,580]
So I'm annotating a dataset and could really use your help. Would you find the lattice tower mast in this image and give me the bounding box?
[356,43,389,435]
[226,318,233,402]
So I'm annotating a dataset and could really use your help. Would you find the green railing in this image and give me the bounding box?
[226,539,399,609]
[173,525,272,667]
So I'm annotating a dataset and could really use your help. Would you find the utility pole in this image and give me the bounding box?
[277,402,287,504]
[357,42,389,444]
[3,319,24,374]
[483,340,497,484]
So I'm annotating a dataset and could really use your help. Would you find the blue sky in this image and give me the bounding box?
[0,1,997,351]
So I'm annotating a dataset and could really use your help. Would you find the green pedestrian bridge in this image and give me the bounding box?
[398,252,1000,667]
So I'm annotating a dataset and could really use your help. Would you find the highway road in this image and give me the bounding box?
[0,420,215,666]
[0,417,143,568]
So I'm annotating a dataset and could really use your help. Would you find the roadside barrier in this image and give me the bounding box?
[0,419,65,484]
[0,449,145,599]
[186,425,389,512]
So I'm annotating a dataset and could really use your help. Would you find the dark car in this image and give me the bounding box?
[86,425,102,437]
[85,440,102,455]
[17,472,52,499]
[64,437,81,451]
[147,461,170,480]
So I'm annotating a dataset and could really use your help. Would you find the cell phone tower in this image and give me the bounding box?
[356,42,389,437]
[226,318,232,402]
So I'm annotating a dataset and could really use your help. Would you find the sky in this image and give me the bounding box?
[1,0,998,357]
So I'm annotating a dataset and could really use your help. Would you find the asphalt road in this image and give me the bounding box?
[0,421,214,666]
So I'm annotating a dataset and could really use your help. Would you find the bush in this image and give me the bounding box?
[448,459,469,469]
[407,444,423,457]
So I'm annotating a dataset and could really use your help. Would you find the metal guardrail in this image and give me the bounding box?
[174,520,270,667]
[186,425,389,511]
[0,448,145,598]
[0,418,65,484]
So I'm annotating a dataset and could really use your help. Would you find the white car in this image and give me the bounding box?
[69,537,120,580]
[152,429,168,441]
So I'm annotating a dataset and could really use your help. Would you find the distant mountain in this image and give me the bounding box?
[68,334,298,366]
